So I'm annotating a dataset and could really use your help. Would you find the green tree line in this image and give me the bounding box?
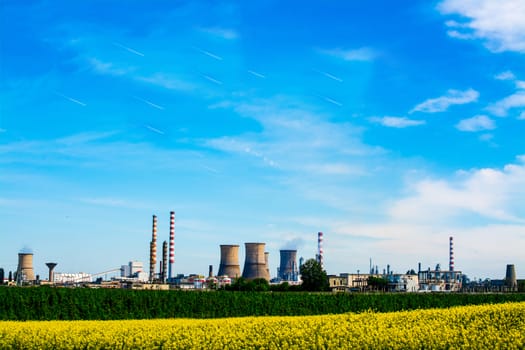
[1,286,525,321]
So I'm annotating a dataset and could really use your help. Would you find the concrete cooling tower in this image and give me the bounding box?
[242,243,270,281]
[17,253,35,282]
[505,264,517,290]
[279,250,298,281]
[218,245,241,278]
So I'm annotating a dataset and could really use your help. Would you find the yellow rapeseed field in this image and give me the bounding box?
[0,302,524,349]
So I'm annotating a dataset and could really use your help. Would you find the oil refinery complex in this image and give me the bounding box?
[0,211,522,292]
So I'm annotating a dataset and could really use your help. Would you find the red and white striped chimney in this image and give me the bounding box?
[318,232,324,269]
[150,215,158,282]
[449,236,454,271]
[168,211,175,279]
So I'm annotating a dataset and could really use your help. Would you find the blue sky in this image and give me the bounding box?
[1,0,524,280]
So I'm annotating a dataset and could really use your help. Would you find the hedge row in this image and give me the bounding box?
[1,287,525,321]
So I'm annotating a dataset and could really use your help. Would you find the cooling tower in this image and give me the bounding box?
[17,253,35,282]
[279,250,298,281]
[265,252,270,279]
[218,245,241,278]
[242,243,269,280]
[505,264,517,290]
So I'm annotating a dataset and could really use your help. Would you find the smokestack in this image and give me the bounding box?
[505,264,517,290]
[218,245,241,278]
[46,263,57,283]
[318,232,324,269]
[149,215,157,282]
[162,241,168,283]
[279,250,298,281]
[17,252,35,283]
[242,243,269,280]
[449,236,454,271]
[418,262,421,273]
[169,211,175,280]
[387,264,390,275]
[209,265,213,278]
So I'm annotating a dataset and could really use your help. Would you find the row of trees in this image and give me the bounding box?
[2,286,525,321]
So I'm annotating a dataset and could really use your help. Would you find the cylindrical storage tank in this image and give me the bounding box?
[279,250,297,281]
[242,243,269,280]
[17,253,35,282]
[505,264,517,289]
[218,245,241,278]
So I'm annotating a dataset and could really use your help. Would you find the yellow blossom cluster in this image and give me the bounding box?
[0,302,524,349]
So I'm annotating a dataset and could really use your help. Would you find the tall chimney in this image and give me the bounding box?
[169,211,175,280]
[149,215,157,282]
[209,265,213,278]
[162,241,168,283]
[449,236,454,271]
[318,232,324,269]
[46,263,57,283]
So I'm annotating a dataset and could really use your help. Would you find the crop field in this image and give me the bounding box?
[1,302,524,349]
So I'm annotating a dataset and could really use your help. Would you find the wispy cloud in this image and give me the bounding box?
[369,116,425,128]
[318,95,342,107]
[193,47,223,60]
[455,115,495,132]
[247,70,266,79]
[54,92,87,107]
[313,69,343,82]
[113,42,145,57]
[136,73,196,92]
[144,125,165,135]
[519,111,525,120]
[438,0,525,53]
[202,74,223,85]
[133,96,165,110]
[198,27,238,40]
[495,71,516,81]
[88,58,131,76]
[487,91,525,117]
[410,89,479,113]
[320,47,377,61]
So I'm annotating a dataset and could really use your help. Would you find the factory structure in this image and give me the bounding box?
[1,212,522,293]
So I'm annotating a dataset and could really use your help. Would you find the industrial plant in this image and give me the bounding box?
[1,211,522,293]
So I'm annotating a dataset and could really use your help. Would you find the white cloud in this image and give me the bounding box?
[478,133,494,142]
[320,47,377,61]
[438,0,525,53]
[495,71,516,81]
[487,91,525,116]
[455,115,495,132]
[136,73,196,92]
[411,89,479,113]
[369,116,425,128]
[88,58,133,76]
[199,27,238,40]
[519,111,525,120]
[389,156,525,224]
[516,81,525,89]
